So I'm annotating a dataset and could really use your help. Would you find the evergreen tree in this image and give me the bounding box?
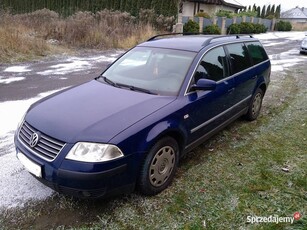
[257,6,261,17]
[271,4,275,16]
[261,5,266,18]
[266,5,271,17]
[275,4,281,18]
[120,0,126,12]
[113,0,120,11]
[252,4,256,12]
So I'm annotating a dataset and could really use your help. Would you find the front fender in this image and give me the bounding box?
[145,119,188,154]
[111,115,188,157]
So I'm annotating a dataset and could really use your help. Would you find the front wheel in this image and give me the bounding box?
[138,137,179,195]
[245,88,264,121]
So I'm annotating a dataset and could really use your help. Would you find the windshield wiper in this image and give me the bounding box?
[97,76,156,95]
[100,76,119,88]
[117,83,157,95]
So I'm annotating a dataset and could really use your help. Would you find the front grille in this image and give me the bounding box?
[18,121,65,161]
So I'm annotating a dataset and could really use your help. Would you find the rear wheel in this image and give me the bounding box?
[245,88,264,121]
[138,137,179,195]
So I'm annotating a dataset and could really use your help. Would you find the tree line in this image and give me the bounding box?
[0,0,179,17]
[241,4,281,19]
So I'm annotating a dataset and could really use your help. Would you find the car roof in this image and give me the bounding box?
[138,34,259,52]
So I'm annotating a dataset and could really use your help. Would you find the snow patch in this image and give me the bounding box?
[0,76,25,84]
[0,88,67,210]
[255,31,306,41]
[269,49,306,72]
[0,89,67,136]
[37,54,119,76]
[0,152,53,209]
[38,60,92,75]
[4,66,31,73]
[263,41,288,47]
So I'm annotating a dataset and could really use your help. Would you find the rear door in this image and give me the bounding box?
[225,42,255,112]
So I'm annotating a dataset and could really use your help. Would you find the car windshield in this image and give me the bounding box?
[102,47,196,96]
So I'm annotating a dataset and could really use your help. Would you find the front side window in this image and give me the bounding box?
[103,47,196,96]
[245,41,268,65]
[226,43,252,74]
[194,46,229,83]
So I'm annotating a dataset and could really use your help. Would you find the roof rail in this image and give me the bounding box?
[202,34,254,46]
[147,33,254,44]
[147,33,204,41]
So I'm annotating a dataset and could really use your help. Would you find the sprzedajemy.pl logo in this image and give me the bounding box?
[247,212,302,224]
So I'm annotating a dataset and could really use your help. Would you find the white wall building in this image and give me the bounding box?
[180,0,244,17]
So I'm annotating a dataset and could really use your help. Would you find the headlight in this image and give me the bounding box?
[66,142,124,162]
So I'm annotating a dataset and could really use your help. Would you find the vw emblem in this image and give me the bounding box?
[29,132,39,148]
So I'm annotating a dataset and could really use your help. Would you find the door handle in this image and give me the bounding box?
[228,88,235,93]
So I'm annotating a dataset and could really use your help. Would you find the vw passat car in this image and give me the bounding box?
[15,34,271,198]
[300,36,307,54]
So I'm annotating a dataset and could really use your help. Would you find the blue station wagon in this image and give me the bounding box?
[15,34,271,198]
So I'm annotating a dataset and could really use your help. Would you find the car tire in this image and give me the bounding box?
[138,137,179,195]
[245,88,264,121]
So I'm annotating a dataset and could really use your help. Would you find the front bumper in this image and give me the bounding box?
[15,135,137,198]
[37,164,132,198]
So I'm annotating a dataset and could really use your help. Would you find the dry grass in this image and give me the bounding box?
[0,13,50,62]
[0,9,157,63]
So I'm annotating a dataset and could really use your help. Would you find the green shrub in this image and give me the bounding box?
[228,22,267,34]
[265,15,275,19]
[227,24,240,34]
[275,20,292,31]
[216,10,233,18]
[195,11,210,18]
[235,11,258,17]
[183,20,200,33]
[203,24,221,34]
[239,22,255,34]
[253,23,267,33]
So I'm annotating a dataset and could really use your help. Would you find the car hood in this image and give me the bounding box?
[26,80,175,143]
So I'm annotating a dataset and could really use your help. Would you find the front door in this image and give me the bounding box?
[183,46,236,146]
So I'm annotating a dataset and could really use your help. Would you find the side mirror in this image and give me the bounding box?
[191,79,216,91]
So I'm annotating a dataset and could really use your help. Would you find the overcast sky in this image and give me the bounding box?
[239,0,306,12]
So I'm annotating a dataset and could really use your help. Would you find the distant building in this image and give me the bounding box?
[281,6,307,23]
[179,0,244,17]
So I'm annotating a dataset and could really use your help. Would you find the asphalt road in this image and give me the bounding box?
[0,50,123,102]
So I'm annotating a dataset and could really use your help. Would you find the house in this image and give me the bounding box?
[281,7,307,23]
[179,0,244,17]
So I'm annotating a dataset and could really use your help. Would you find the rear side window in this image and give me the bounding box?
[245,41,268,65]
[194,46,229,82]
[226,43,252,74]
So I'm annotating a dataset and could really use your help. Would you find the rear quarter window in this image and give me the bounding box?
[245,41,268,65]
[225,43,252,74]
